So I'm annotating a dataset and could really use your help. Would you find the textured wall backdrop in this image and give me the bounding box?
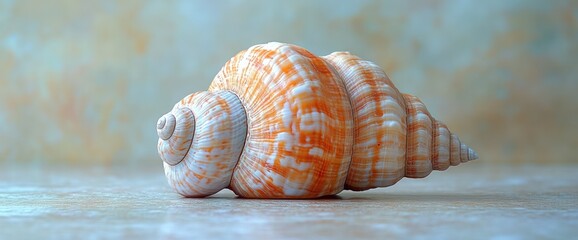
[1,0,577,169]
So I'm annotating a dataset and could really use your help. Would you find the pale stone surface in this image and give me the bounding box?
[1,164,577,239]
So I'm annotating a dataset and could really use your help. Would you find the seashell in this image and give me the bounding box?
[156,42,478,198]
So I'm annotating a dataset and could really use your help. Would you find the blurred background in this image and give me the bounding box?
[1,0,577,171]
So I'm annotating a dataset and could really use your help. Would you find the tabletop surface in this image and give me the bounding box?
[1,163,577,240]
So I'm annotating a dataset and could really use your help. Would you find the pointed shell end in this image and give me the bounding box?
[468,148,479,161]
[157,113,176,140]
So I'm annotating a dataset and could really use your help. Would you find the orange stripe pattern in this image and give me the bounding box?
[157,42,478,198]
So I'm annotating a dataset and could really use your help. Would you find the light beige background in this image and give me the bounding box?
[1,0,577,169]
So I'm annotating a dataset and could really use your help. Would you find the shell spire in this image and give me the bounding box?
[323,52,477,191]
[156,42,478,198]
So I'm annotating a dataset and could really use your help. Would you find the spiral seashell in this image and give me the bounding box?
[156,42,478,198]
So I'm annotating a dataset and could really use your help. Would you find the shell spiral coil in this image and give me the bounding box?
[157,42,478,198]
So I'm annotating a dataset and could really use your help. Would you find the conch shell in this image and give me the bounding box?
[156,42,478,198]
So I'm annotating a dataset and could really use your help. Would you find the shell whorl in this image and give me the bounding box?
[157,42,478,198]
[209,42,354,198]
[157,107,195,166]
[159,90,247,197]
[325,52,477,190]
[156,113,175,140]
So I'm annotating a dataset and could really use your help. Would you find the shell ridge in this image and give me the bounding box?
[323,52,407,190]
[321,56,356,194]
[403,94,433,178]
[215,90,250,190]
[321,53,360,190]
[431,118,439,170]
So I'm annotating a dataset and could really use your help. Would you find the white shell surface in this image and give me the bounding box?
[163,90,247,197]
[157,107,195,166]
[157,113,176,140]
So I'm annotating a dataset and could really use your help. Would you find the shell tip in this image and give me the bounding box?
[157,115,166,130]
[157,113,176,140]
[468,148,479,161]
